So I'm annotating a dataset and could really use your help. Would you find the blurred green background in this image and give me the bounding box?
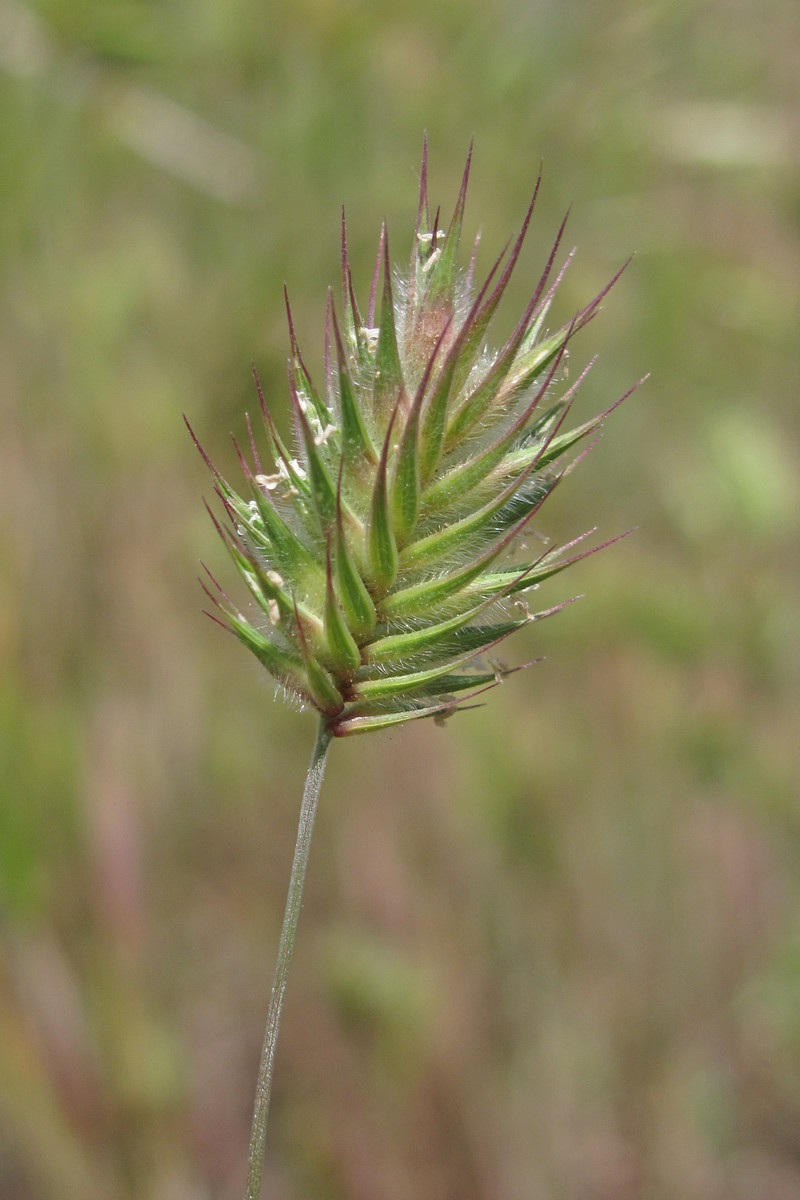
[1,0,798,1197]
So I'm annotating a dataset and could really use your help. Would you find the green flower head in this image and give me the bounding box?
[189,141,637,736]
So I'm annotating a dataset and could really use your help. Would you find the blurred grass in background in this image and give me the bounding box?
[1,0,798,1196]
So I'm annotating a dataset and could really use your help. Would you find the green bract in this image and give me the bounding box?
[189,144,636,736]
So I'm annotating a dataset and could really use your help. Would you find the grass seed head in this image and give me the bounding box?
[191,140,635,736]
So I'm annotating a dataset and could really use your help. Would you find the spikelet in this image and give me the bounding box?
[188,142,637,736]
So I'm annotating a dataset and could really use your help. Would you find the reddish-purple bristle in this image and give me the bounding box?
[324,290,336,407]
[283,287,304,364]
[565,434,602,475]
[245,412,262,474]
[415,133,429,240]
[200,560,235,604]
[231,433,254,481]
[546,355,597,427]
[203,496,237,547]
[574,256,634,328]
[528,594,584,622]
[284,286,319,399]
[446,140,473,240]
[198,564,237,630]
[330,303,347,366]
[340,210,365,335]
[593,375,648,422]
[471,210,572,396]
[201,606,231,631]
[368,224,385,328]
[184,414,224,482]
[252,362,294,469]
[251,363,270,425]
[430,205,440,251]
[380,224,395,316]
[213,484,236,523]
[536,247,577,316]
[340,207,349,293]
[492,317,584,451]
[482,177,541,313]
[547,528,636,577]
[514,207,571,335]
[407,134,432,310]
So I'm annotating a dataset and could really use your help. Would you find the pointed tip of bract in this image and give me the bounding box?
[283,283,295,333]
[368,222,385,329]
[340,206,351,297]
[251,362,268,422]
[283,286,306,369]
[372,225,406,426]
[451,139,473,237]
[411,133,471,247]
[340,209,367,358]
[231,432,255,483]
[416,133,429,239]
[381,220,392,286]
[184,413,228,487]
[420,143,472,308]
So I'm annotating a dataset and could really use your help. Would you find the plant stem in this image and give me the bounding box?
[244,718,333,1200]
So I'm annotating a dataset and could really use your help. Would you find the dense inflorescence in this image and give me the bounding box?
[189,143,635,735]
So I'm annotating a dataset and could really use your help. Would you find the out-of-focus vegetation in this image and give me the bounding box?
[1,0,798,1196]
